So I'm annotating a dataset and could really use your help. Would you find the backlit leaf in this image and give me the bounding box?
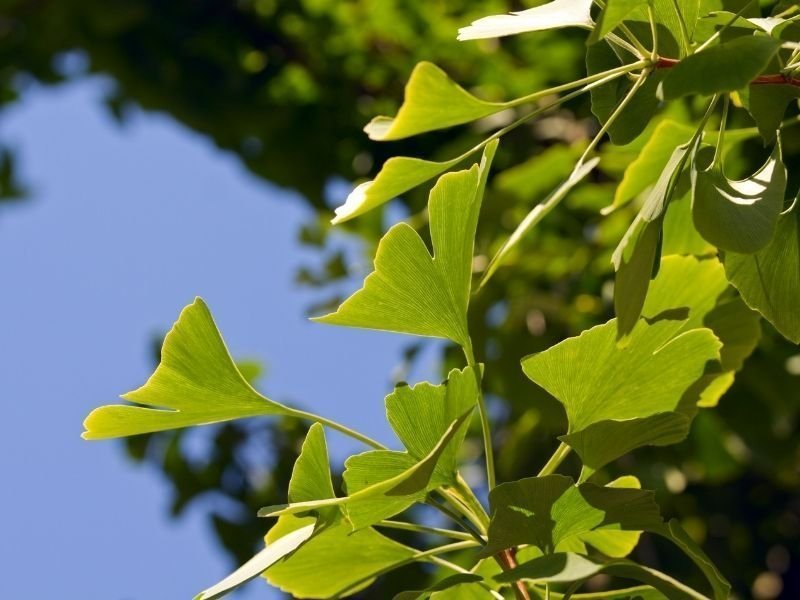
[259,410,473,529]
[692,141,786,253]
[288,423,339,524]
[393,574,484,600]
[364,62,505,141]
[457,0,594,41]
[82,298,294,439]
[318,142,497,346]
[332,154,464,224]
[522,311,721,477]
[264,515,416,599]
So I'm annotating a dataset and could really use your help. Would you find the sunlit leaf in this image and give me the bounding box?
[522,313,721,478]
[661,36,781,99]
[288,422,339,524]
[724,201,800,343]
[264,515,416,599]
[332,154,464,224]
[259,410,473,529]
[480,158,598,287]
[364,62,505,141]
[611,120,694,212]
[319,142,497,346]
[82,298,294,439]
[692,141,786,253]
[457,0,594,41]
[194,523,316,600]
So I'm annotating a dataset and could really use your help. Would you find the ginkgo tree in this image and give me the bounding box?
[84,1,800,598]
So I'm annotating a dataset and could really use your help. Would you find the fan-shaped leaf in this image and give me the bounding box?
[82,298,294,439]
[264,515,416,599]
[457,0,594,41]
[332,154,464,224]
[522,310,721,477]
[393,574,485,600]
[724,201,800,343]
[692,141,786,253]
[590,0,648,43]
[259,410,473,529]
[480,474,663,557]
[364,62,505,141]
[661,36,781,99]
[319,143,497,346]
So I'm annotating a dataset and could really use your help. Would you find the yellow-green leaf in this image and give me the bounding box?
[318,142,497,346]
[364,62,505,141]
[82,298,294,439]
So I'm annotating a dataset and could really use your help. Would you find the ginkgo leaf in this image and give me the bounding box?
[522,315,721,478]
[457,0,594,41]
[724,201,800,343]
[288,422,339,525]
[82,298,295,439]
[385,367,479,478]
[661,36,781,99]
[590,0,648,43]
[259,410,473,529]
[332,154,465,224]
[693,141,786,254]
[495,552,713,599]
[480,474,663,557]
[613,145,689,338]
[746,84,800,144]
[264,515,416,599]
[318,142,497,346]
[364,62,505,141]
[611,120,694,212]
[194,523,315,600]
[393,574,485,600]
[479,158,598,288]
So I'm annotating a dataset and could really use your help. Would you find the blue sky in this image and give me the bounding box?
[0,77,441,599]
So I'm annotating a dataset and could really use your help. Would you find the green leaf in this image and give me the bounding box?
[661,36,781,99]
[745,84,800,144]
[522,312,721,477]
[496,552,714,600]
[724,201,800,343]
[692,141,786,253]
[342,367,478,522]
[662,176,716,255]
[288,423,339,524]
[652,519,731,600]
[264,515,416,599]
[590,0,648,43]
[332,154,464,224]
[318,142,497,346]
[432,583,497,600]
[587,42,664,145]
[480,158,598,287]
[82,298,294,439]
[385,367,479,479]
[259,410,473,529]
[612,145,689,338]
[611,120,694,212]
[364,62,505,141]
[480,474,664,557]
[194,522,316,600]
[457,0,594,41]
[393,574,484,600]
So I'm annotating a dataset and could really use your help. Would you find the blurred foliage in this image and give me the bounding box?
[3,0,799,597]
